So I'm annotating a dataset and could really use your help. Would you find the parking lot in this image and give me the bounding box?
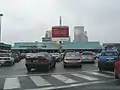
[0,58,119,90]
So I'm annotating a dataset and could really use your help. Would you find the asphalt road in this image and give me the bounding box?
[0,59,118,90]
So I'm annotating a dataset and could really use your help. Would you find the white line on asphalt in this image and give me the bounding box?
[0,70,99,78]
[71,73,99,81]
[4,77,20,89]
[24,79,116,90]
[100,71,114,75]
[30,76,52,87]
[85,71,113,78]
[52,75,77,84]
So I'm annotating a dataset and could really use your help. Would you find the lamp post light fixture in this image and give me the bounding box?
[0,13,3,42]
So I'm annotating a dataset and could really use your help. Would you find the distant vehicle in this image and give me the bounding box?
[50,53,60,62]
[80,51,96,63]
[98,49,118,71]
[25,53,34,58]
[0,50,11,53]
[0,53,15,66]
[20,53,26,59]
[55,53,65,62]
[11,53,21,62]
[63,52,82,68]
[25,52,56,72]
[50,53,59,58]
[114,55,120,79]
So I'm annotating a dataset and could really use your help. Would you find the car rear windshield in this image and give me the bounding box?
[101,52,118,56]
[82,52,93,55]
[0,54,10,57]
[65,53,80,57]
[35,53,47,57]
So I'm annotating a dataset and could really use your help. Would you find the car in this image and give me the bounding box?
[11,53,21,62]
[20,53,26,59]
[114,56,120,79]
[0,53,15,66]
[80,51,96,63]
[63,52,82,68]
[50,53,60,62]
[25,52,56,72]
[25,53,34,58]
[98,49,118,71]
[50,53,59,58]
[55,53,65,62]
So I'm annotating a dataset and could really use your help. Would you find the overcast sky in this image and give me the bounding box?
[0,0,120,44]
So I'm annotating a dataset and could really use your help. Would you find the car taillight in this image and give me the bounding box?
[75,58,81,60]
[66,59,70,60]
[80,56,83,59]
[90,56,94,59]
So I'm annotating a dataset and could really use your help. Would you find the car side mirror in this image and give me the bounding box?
[96,55,100,58]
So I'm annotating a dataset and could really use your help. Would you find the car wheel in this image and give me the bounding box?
[53,63,56,68]
[27,67,31,72]
[115,72,119,79]
[13,62,15,65]
[99,67,102,71]
[79,65,82,68]
[64,65,67,68]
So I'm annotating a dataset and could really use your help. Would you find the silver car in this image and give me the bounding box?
[80,51,96,63]
[63,52,82,68]
[0,53,15,66]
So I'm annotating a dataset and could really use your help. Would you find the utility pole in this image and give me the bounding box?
[0,13,3,42]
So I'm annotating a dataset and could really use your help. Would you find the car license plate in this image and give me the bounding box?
[107,59,113,62]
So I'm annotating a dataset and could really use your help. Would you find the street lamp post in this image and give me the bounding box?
[0,13,3,42]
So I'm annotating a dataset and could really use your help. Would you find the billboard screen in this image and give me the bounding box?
[52,26,69,38]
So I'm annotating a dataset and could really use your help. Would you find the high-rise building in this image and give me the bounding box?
[42,30,52,42]
[74,26,88,42]
[45,30,51,38]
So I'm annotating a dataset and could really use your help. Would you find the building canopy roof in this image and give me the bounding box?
[12,41,102,50]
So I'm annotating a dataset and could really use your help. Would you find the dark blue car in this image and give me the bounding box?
[98,49,118,71]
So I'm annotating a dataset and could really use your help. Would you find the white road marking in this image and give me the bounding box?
[52,75,77,84]
[4,77,20,89]
[24,79,116,90]
[30,76,52,87]
[71,73,99,81]
[101,71,114,75]
[0,70,99,78]
[85,71,112,78]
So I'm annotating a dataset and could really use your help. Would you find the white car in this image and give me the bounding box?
[0,53,15,66]
[26,53,35,58]
[50,53,59,58]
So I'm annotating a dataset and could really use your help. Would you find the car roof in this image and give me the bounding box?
[82,51,94,53]
[66,52,80,54]
[102,49,118,52]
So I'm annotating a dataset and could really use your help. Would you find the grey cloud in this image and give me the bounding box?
[0,0,120,44]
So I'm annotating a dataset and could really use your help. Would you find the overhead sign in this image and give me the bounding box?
[52,26,69,38]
